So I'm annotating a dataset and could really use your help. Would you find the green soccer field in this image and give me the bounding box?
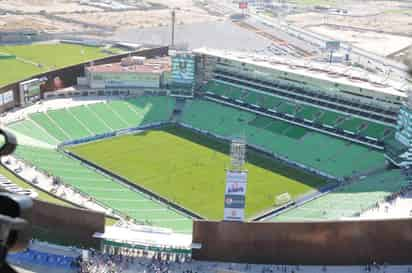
[69,126,327,220]
[0,43,116,87]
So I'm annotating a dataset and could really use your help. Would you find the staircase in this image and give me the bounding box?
[170,97,187,123]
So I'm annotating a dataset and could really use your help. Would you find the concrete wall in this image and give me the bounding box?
[192,219,412,265]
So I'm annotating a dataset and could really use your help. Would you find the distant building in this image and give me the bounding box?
[80,56,171,89]
[0,30,39,43]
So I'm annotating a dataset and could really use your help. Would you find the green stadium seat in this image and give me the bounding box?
[68,105,111,135]
[14,145,193,233]
[47,109,92,140]
[338,117,365,133]
[30,112,71,142]
[361,121,392,140]
[182,99,385,178]
[7,119,59,145]
[317,111,343,128]
[269,169,407,222]
[277,102,297,116]
[296,105,321,122]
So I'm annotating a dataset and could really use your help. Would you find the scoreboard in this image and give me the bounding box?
[170,50,195,88]
[19,78,44,105]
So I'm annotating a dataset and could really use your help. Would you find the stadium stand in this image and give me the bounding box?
[204,79,393,142]
[317,111,343,128]
[7,119,60,145]
[296,105,321,122]
[5,95,390,231]
[68,105,112,135]
[361,122,393,140]
[5,96,191,232]
[213,70,397,124]
[384,138,409,166]
[47,109,91,140]
[268,169,408,221]
[14,145,192,233]
[30,112,71,142]
[181,99,386,178]
[9,96,176,145]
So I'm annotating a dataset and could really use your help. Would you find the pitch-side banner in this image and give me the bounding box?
[224,171,247,221]
[224,195,245,209]
[224,208,244,221]
[225,171,247,196]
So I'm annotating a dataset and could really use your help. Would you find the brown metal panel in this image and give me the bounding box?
[192,219,412,265]
[32,199,105,248]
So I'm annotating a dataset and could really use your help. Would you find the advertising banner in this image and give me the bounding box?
[225,172,247,196]
[3,91,13,104]
[224,195,245,209]
[223,208,244,221]
[224,171,247,221]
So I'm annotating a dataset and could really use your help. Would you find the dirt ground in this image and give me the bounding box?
[0,0,219,34]
[60,8,219,30]
[307,25,412,56]
[0,14,84,32]
[284,0,412,57]
[0,0,103,13]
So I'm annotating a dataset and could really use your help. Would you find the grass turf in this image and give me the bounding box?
[69,126,327,220]
[0,43,113,87]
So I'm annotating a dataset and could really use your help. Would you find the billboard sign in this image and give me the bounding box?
[3,90,14,104]
[171,51,195,87]
[225,172,247,196]
[224,208,245,221]
[224,171,247,221]
[19,78,43,104]
[326,41,340,51]
[0,90,15,106]
[224,195,245,209]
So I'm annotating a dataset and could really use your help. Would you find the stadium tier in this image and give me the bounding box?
[268,169,408,221]
[7,119,60,145]
[204,80,394,141]
[14,145,192,233]
[181,99,386,177]
[8,96,176,145]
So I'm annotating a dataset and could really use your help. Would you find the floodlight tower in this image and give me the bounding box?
[229,138,247,172]
[171,9,176,49]
[223,137,248,222]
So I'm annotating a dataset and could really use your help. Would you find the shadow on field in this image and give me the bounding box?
[158,125,327,189]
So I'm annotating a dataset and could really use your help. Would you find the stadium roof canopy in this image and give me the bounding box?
[194,47,411,98]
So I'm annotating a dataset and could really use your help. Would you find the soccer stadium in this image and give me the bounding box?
[0,40,412,272]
